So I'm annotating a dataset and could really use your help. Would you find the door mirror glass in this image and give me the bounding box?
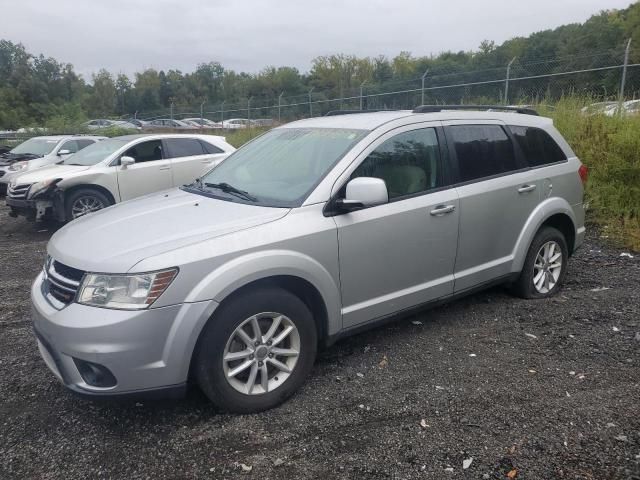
[120,156,136,167]
[339,177,388,211]
[57,149,71,156]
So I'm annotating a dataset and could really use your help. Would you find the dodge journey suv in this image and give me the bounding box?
[31,106,586,413]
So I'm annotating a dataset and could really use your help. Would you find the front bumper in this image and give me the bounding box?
[31,271,217,398]
[6,196,52,221]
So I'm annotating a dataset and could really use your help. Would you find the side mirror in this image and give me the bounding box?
[336,177,388,212]
[57,149,71,156]
[120,156,136,167]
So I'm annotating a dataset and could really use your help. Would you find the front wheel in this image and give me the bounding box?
[194,287,317,413]
[511,226,568,299]
[65,188,112,221]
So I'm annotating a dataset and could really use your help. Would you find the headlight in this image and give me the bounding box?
[27,178,61,199]
[77,268,178,310]
[8,161,29,172]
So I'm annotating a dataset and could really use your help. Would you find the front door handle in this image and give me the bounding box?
[159,166,171,171]
[430,204,456,216]
[518,184,536,193]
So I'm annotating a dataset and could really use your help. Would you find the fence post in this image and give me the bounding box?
[359,81,367,110]
[619,38,632,106]
[200,100,205,123]
[504,57,516,105]
[278,91,284,122]
[421,69,429,105]
[308,87,315,117]
[170,101,174,119]
[221,101,225,125]
[247,97,253,124]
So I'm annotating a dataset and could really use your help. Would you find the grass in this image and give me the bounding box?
[539,98,640,251]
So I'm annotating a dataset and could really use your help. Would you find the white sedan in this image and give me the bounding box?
[6,134,235,222]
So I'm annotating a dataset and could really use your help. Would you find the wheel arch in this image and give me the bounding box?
[512,198,577,273]
[62,183,116,206]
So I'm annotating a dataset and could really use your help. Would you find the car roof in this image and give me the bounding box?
[111,133,227,142]
[282,109,553,131]
[25,135,106,141]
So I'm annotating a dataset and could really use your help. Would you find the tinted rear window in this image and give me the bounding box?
[449,125,518,182]
[200,140,224,154]
[509,125,567,167]
[166,138,205,158]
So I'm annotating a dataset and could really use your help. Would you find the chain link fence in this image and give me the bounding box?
[147,40,639,125]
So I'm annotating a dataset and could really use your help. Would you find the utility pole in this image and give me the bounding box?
[221,100,225,126]
[170,101,174,120]
[200,100,206,124]
[308,87,314,117]
[504,57,516,105]
[278,91,284,122]
[359,81,367,110]
[247,96,253,124]
[619,38,632,107]
[421,70,429,105]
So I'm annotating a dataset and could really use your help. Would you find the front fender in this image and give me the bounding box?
[512,196,577,273]
[185,249,342,336]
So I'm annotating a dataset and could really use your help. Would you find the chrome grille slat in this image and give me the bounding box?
[7,183,32,200]
[44,257,85,306]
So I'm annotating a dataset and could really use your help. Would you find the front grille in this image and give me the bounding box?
[7,183,32,200]
[45,259,85,305]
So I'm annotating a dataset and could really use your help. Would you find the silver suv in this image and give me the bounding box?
[31,106,586,413]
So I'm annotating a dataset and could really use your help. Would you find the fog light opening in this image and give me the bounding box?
[73,358,117,388]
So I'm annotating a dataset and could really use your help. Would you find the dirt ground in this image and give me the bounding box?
[0,203,639,480]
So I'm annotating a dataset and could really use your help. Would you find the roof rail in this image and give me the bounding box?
[324,109,398,116]
[412,105,539,116]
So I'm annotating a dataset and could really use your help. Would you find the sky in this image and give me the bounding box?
[0,0,634,79]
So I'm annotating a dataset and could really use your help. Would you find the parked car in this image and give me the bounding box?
[84,119,139,130]
[251,118,275,127]
[0,135,106,192]
[30,106,586,413]
[6,134,234,222]
[126,118,149,128]
[220,118,251,129]
[580,101,618,116]
[183,118,221,128]
[145,119,197,130]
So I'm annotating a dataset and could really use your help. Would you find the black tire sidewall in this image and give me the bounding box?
[195,287,317,413]
[65,188,111,221]
[519,226,568,299]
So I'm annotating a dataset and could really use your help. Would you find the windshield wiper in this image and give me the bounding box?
[204,182,258,202]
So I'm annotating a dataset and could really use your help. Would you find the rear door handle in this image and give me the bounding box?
[518,184,536,193]
[159,166,171,171]
[430,204,456,216]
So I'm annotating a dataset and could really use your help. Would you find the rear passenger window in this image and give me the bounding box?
[166,138,206,158]
[509,125,567,167]
[351,128,441,199]
[449,125,518,182]
[200,140,224,154]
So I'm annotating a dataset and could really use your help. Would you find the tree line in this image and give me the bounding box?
[1,2,639,129]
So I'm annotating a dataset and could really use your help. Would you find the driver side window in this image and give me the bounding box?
[351,128,442,200]
[122,140,163,163]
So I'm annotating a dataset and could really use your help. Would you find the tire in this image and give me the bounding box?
[194,286,317,413]
[511,226,568,299]
[65,188,111,221]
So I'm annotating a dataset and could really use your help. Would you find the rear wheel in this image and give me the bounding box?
[65,188,111,221]
[511,226,568,299]
[195,287,317,413]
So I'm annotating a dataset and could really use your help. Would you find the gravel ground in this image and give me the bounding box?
[0,203,639,480]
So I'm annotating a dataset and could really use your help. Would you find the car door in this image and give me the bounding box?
[444,121,542,292]
[164,137,219,186]
[115,139,173,201]
[333,124,459,329]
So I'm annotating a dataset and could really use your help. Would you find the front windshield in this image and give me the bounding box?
[11,138,58,156]
[62,138,129,166]
[196,127,367,207]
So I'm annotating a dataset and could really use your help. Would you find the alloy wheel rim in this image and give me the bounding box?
[533,240,562,294]
[222,312,300,395]
[71,196,105,218]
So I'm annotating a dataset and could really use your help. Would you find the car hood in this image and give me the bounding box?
[48,189,290,273]
[9,164,90,184]
[0,152,42,166]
